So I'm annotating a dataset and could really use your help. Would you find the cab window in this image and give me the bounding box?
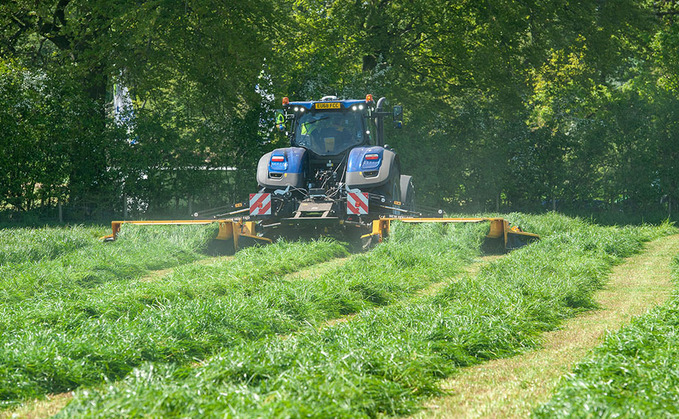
[293,111,365,156]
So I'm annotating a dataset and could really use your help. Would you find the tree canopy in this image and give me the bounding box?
[1,0,677,221]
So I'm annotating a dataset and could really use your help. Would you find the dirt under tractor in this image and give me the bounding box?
[104,95,540,251]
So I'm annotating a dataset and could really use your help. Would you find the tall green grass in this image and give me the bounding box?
[0,224,219,304]
[57,213,676,418]
[0,238,347,405]
[0,226,99,265]
[533,254,679,418]
[0,221,484,408]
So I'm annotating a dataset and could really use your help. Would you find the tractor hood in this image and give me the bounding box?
[256,147,307,189]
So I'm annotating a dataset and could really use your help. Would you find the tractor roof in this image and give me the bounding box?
[283,95,375,110]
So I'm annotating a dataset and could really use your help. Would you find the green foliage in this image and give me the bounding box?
[0,0,283,217]
[0,60,104,212]
[2,1,679,219]
[54,215,675,417]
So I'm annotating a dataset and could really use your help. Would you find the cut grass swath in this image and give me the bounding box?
[0,237,347,405]
[0,224,219,305]
[0,221,484,408]
[56,214,676,418]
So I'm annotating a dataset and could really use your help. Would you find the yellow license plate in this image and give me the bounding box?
[314,102,341,110]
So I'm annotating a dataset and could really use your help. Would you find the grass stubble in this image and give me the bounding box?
[533,238,679,417]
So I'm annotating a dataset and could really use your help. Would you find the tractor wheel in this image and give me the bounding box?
[377,167,401,215]
[399,175,415,212]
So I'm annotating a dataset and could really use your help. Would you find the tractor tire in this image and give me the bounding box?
[399,175,415,212]
[378,167,401,216]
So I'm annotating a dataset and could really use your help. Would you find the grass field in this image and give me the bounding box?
[534,253,679,417]
[0,214,675,417]
[410,229,679,417]
[0,220,486,411]
[0,224,350,405]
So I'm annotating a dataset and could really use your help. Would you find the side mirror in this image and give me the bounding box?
[275,110,286,131]
[393,105,403,129]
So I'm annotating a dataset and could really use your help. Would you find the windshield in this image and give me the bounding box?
[293,111,366,156]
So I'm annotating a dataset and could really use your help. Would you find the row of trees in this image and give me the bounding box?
[1,0,678,221]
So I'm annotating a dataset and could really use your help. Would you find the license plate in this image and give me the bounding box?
[314,102,341,109]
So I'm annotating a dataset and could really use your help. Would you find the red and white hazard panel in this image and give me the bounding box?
[347,189,369,215]
[249,193,271,215]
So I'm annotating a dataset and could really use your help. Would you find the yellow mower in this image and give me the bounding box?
[103,216,539,253]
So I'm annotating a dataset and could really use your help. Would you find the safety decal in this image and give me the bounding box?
[249,193,272,216]
[347,189,369,215]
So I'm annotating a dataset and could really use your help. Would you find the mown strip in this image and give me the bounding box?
[534,248,679,417]
[55,214,676,418]
[1,221,483,409]
[414,232,679,418]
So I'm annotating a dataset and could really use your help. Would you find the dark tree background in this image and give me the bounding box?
[1,0,677,222]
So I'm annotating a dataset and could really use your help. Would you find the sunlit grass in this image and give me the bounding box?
[0,226,102,265]
[55,214,676,418]
[0,236,347,405]
[0,224,219,304]
[533,253,679,418]
[0,221,485,408]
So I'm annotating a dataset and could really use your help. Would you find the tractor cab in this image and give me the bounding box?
[285,96,376,160]
[292,110,370,158]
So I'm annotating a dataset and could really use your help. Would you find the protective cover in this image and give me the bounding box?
[256,147,307,189]
[345,146,397,188]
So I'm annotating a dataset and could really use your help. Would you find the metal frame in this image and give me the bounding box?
[103,217,539,252]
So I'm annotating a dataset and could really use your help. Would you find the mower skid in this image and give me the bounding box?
[365,217,539,250]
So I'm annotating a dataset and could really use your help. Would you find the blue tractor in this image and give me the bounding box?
[250,94,416,241]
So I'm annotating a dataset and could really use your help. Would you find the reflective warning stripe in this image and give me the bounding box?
[347,190,369,215]
[249,193,271,215]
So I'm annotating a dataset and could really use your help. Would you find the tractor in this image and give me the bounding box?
[249,94,416,242]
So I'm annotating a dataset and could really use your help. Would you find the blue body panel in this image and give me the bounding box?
[347,146,384,173]
[268,147,306,174]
